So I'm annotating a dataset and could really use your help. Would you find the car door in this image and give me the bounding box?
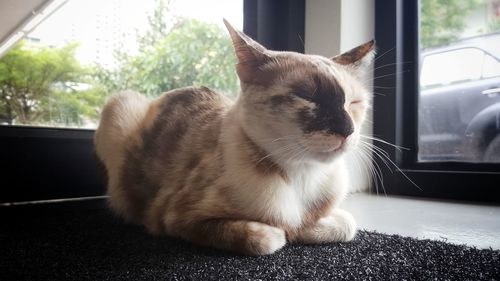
[458,51,500,131]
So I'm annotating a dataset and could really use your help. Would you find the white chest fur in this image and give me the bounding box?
[228,160,348,229]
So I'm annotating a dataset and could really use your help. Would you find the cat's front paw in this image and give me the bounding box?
[243,222,286,255]
[329,209,357,242]
[297,209,357,244]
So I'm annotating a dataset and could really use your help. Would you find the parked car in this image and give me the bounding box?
[419,32,500,162]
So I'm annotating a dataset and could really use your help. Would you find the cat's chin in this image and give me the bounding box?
[309,149,345,163]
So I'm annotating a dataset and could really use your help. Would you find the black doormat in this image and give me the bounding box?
[1,207,499,281]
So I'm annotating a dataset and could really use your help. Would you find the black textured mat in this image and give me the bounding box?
[1,208,499,280]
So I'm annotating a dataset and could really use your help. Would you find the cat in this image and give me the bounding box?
[94,19,375,256]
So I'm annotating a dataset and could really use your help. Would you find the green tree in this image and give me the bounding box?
[95,1,238,98]
[139,0,176,48]
[42,84,107,127]
[421,0,482,48]
[0,42,104,126]
[1,0,239,127]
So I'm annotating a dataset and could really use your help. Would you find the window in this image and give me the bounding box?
[0,0,243,129]
[417,1,500,164]
[0,0,305,204]
[374,0,500,202]
[418,47,500,163]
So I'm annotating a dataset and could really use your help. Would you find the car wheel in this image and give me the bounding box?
[483,135,500,162]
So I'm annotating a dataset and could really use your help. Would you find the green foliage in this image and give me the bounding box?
[421,0,482,48]
[488,18,500,33]
[1,0,239,127]
[0,42,104,126]
[139,0,175,48]
[96,18,239,99]
[43,85,107,127]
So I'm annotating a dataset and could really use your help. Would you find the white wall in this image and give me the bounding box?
[304,0,341,57]
[305,0,374,56]
[340,0,374,52]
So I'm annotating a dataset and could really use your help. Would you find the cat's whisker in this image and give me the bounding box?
[294,146,310,162]
[373,46,396,63]
[361,141,396,175]
[264,142,307,164]
[351,150,378,195]
[363,70,411,83]
[260,144,307,174]
[369,143,393,160]
[256,143,302,165]
[288,147,312,168]
[269,136,303,143]
[297,33,305,49]
[354,148,384,196]
[255,134,304,144]
[357,144,387,195]
[284,149,303,163]
[358,140,422,191]
[221,134,304,146]
[277,144,307,163]
[355,155,378,196]
[372,61,413,72]
[360,135,409,151]
[359,141,391,171]
[372,92,386,97]
[312,86,318,97]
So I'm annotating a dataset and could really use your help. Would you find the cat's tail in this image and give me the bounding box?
[94,91,150,220]
[94,91,150,163]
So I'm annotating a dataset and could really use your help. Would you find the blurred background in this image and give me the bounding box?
[0,0,242,128]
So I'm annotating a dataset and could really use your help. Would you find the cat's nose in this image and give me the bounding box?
[330,110,354,138]
[334,125,353,139]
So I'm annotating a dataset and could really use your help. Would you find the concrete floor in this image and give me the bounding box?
[341,193,500,249]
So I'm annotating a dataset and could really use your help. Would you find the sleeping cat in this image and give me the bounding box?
[94,19,375,255]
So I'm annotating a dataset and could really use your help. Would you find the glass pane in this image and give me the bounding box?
[418,0,500,163]
[0,0,242,128]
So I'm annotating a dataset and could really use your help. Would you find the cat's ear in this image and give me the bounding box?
[332,40,376,73]
[223,18,270,82]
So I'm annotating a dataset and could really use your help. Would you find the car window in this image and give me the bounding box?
[482,54,500,78]
[420,48,484,88]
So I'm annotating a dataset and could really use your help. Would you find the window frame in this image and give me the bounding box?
[0,0,305,204]
[373,0,500,203]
